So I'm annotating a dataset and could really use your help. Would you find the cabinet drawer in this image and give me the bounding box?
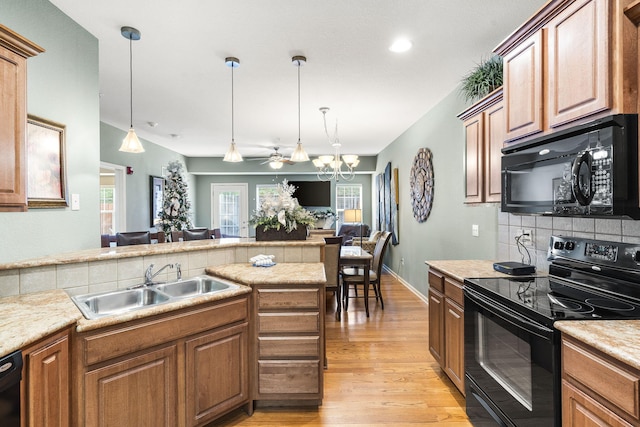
[259,336,319,358]
[258,361,320,394]
[257,288,320,310]
[444,277,464,306]
[428,270,444,293]
[563,338,640,419]
[258,312,320,334]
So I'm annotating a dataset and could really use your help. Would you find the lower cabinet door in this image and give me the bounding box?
[444,298,465,395]
[428,289,444,365]
[25,331,69,427]
[185,323,249,427]
[562,381,633,427]
[84,345,178,427]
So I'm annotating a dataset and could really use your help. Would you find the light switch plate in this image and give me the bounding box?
[472,224,479,237]
[71,193,80,210]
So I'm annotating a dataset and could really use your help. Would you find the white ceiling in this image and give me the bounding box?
[49,0,545,159]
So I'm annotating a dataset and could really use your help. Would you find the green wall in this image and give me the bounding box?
[100,122,194,232]
[377,88,499,297]
[1,0,100,263]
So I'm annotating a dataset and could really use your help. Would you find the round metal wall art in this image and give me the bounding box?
[410,148,434,222]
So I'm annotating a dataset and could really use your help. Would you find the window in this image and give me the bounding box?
[100,186,114,234]
[99,163,126,235]
[256,184,278,210]
[336,184,362,228]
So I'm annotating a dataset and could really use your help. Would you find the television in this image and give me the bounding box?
[289,181,331,207]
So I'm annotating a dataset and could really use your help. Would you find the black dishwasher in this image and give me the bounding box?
[0,350,22,427]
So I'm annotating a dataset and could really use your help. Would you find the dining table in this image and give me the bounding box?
[339,245,374,317]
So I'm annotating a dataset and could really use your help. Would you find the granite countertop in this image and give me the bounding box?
[0,236,326,271]
[425,259,511,282]
[0,262,325,356]
[555,320,640,371]
[206,262,326,286]
[0,289,82,356]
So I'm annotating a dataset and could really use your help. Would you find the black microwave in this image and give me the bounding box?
[501,114,640,219]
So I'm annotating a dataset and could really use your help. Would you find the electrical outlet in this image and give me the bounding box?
[401,257,405,265]
[472,224,479,237]
[517,229,534,247]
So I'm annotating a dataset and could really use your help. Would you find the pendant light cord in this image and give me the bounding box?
[231,62,235,143]
[129,36,133,128]
[297,63,301,143]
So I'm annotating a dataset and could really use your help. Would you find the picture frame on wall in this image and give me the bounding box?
[26,115,68,208]
[150,175,165,227]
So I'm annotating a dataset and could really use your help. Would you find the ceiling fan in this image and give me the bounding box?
[248,147,294,169]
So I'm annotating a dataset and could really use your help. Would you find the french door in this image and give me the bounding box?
[211,183,248,238]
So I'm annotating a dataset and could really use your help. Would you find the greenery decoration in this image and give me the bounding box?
[460,55,503,102]
[250,179,316,233]
[159,160,193,234]
[312,208,336,221]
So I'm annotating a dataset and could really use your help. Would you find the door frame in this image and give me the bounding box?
[100,162,127,233]
[211,183,249,238]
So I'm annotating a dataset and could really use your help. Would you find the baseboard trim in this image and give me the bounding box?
[383,266,429,305]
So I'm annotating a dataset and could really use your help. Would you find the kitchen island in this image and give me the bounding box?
[0,237,328,426]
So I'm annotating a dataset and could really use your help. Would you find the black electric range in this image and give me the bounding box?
[465,235,640,327]
[463,235,640,427]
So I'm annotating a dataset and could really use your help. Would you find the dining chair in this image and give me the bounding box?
[342,231,392,312]
[323,235,344,320]
[172,228,212,241]
[115,231,151,246]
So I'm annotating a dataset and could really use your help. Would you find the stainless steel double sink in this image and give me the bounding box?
[71,275,239,320]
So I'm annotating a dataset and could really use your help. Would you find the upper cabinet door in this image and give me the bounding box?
[484,100,505,203]
[547,0,610,128]
[503,31,544,141]
[0,45,28,211]
[463,114,484,204]
[0,25,43,212]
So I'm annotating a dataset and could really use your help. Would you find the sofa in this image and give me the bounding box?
[337,224,370,246]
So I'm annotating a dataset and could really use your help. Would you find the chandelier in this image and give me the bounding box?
[313,107,359,181]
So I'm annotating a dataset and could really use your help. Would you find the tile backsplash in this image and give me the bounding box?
[498,212,640,273]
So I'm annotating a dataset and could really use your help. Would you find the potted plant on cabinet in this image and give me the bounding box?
[460,55,503,103]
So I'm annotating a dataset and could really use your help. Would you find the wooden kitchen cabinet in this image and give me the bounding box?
[185,323,248,426]
[428,269,465,395]
[0,25,44,212]
[22,327,71,427]
[428,286,444,366]
[502,31,544,141]
[73,295,250,427]
[84,345,178,427]
[253,286,324,405]
[495,0,637,144]
[562,335,640,426]
[458,88,504,204]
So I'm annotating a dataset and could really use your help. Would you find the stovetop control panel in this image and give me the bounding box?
[549,235,640,269]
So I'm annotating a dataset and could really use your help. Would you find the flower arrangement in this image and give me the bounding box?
[250,180,316,233]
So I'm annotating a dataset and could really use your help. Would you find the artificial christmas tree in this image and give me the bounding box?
[159,160,192,237]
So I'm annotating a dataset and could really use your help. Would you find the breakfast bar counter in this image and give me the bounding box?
[206,262,326,286]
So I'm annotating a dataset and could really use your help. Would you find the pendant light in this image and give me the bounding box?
[289,55,310,162]
[118,26,144,153]
[223,57,243,162]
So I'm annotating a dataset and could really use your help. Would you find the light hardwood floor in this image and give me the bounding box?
[213,272,472,426]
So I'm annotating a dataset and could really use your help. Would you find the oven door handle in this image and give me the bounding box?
[465,287,554,340]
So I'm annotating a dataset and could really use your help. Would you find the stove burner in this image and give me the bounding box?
[547,294,594,314]
[584,298,636,311]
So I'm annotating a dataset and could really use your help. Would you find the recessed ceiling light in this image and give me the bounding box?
[389,38,412,53]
